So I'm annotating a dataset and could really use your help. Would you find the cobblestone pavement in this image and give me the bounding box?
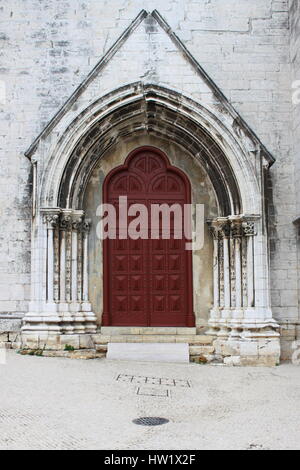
[0,351,300,450]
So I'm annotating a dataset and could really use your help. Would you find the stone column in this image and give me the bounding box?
[207,223,221,334]
[213,232,220,310]
[218,220,232,337]
[59,212,73,304]
[231,219,243,311]
[207,215,280,365]
[71,213,83,303]
[70,212,87,334]
[22,209,63,348]
[230,218,244,337]
[22,208,97,347]
[221,221,231,316]
[57,212,73,333]
[242,221,255,309]
[208,216,260,332]
[44,212,60,303]
[82,221,90,303]
[81,220,97,334]
[53,222,60,303]
[208,218,232,337]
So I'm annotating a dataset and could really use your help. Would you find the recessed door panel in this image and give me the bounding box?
[103,147,194,327]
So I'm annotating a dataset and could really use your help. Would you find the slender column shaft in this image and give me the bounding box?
[242,237,248,307]
[223,236,231,309]
[235,238,242,308]
[65,230,72,302]
[42,211,60,304]
[72,230,78,302]
[83,231,89,302]
[47,228,54,302]
[213,237,219,309]
[247,236,254,308]
[77,231,83,302]
[41,223,48,304]
[60,230,66,302]
[219,237,225,308]
[230,237,236,307]
[53,228,60,302]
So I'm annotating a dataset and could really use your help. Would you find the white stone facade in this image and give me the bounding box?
[0,0,299,364]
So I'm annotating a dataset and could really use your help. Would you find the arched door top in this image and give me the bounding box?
[104,146,191,203]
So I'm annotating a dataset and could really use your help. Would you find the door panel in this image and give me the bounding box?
[103,147,194,327]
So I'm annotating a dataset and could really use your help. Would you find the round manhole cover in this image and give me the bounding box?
[133,417,169,427]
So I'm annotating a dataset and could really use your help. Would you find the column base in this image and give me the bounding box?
[212,336,280,366]
[21,332,96,351]
[21,302,98,348]
[206,314,281,366]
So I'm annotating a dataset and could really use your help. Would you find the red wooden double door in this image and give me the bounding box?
[103,147,194,327]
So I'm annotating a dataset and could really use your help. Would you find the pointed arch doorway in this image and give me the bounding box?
[102,146,194,327]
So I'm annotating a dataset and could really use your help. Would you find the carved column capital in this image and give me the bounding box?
[45,214,60,229]
[60,214,73,232]
[208,222,220,240]
[242,221,257,237]
[208,218,230,239]
[72,212,85,232]
[220,223,231,239]
[42,209,61,229]
[81,220,91,234]
[231,220,244,239]
[208,216,259,239]
[41,209,90,233]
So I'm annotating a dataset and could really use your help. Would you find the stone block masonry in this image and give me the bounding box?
[290,0,300,362]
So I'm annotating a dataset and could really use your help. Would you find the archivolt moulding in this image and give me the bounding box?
[37,83,264,218]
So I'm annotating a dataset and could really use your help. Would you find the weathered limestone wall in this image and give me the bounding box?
[291,0,300,216]
[284,0,300,359]
[0,0,298,357]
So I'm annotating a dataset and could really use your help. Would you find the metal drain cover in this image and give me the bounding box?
[133,417,169,427]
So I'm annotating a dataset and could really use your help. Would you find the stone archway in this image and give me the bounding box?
[22,83,280,364]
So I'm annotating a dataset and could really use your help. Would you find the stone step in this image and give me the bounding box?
[100,327,197,336]
[96,341,216,363]
[107,343,190,363]
[93,334,214,348]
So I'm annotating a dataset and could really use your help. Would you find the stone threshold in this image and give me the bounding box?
[94,333,215,363]
[93,334,214,346]
[100,327,197,336]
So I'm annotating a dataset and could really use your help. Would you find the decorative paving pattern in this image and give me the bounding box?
[116,374,191,388]
[136,387,171,397]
